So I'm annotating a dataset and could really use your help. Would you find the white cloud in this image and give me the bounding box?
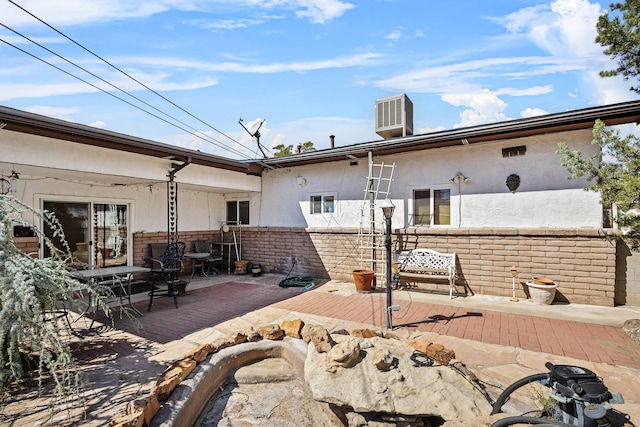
[128,52,382,74]
[89,120,107,128]
[373,56,581,95]
[22,105,79,119]
[0,74,218,101]
[264,116,373,150]
[292,0,355,24]
[0,0,355,28]
[186,17,269,31]
[386,27,402,42]
[500,0,602,58]
[496,0,635,105]
[520,107,548,118]
[416,125,445,134]
[180,115,376,158]
[373,0,635,129]
[442,91,510,128]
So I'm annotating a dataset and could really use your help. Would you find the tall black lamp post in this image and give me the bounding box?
[381,200,395,329]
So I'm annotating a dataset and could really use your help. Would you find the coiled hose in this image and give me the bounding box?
[490,372,549,415]
[491,416,576,427]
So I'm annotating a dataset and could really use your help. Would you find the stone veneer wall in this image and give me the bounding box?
[95,227,616,307]
[13,236,39,257]
[392,228,616,307]
[132,231,222,271]
[13,229,618,306]
[195,227,616,307]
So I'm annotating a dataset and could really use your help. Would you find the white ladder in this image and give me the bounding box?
[356,153,396,284]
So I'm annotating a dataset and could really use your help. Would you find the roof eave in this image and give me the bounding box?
[262,100,640,168]
[0,106,262,176]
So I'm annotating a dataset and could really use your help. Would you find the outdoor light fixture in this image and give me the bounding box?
[381,199,395,220]
[380,199,395,329]
[449,172,469,184]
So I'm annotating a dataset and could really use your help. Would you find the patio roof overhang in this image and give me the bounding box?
[0,105,263,177]
[261,100,640,168]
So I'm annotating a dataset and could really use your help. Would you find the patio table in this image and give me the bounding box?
[72,266,150,326]
[184,252,210,279]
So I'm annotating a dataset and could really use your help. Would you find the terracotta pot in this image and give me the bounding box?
[352,269,375,293]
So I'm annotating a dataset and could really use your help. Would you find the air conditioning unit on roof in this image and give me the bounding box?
[375,93,413,139]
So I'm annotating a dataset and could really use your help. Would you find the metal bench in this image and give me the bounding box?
[397,249,458,299]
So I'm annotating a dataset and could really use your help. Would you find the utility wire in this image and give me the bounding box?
[0,37,259,159]
[6,0,273,158]
[0,22,252,160]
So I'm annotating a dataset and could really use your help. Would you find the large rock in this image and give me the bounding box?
[305,335,492,420]
[302,324,335,353]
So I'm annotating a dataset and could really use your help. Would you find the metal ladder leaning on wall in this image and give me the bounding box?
[356,152,396,289]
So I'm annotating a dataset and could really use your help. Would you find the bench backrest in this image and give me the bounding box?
[400,249,456,275]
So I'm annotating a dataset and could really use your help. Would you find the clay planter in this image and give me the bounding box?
[234,260,249,275]
[352,270,375,293]
[525,278,558,305]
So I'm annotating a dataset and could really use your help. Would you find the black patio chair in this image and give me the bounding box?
[194,239,222,276]
[146,241,186,311]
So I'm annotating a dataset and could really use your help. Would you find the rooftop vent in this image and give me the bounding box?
[375,94,413,139]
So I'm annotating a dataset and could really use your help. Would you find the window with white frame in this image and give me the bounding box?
[412,188,451,226]
[310,194,335,214]
[226,200,250,225]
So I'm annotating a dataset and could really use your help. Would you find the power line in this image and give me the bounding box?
[5,0,271,158]
[0,22,252,160]
[0,37,260,159]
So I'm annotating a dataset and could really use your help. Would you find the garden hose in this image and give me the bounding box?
[491,416,575,427]
[490,372,550,415]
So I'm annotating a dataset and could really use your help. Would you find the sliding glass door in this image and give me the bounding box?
[93,204,128,267]
[43,200,129,268]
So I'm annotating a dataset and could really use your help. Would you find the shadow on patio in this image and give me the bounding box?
[81,274,311,344]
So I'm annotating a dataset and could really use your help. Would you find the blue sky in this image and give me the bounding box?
[0,0,637,160]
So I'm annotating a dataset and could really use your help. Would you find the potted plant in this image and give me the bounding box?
[234,260,249,274]
[251,263,262,276]
[352,269,375,293]
[525,277,558,305]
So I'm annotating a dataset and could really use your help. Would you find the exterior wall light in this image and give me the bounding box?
[449,172,469,184]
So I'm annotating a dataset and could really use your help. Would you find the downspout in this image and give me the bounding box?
[166,157,192,244]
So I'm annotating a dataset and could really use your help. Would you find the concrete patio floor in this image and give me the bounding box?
[2,273,640,426]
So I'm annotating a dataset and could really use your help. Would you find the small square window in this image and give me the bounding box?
[226,200,250,225]
[310,194,336,214]
[412,188,450,226]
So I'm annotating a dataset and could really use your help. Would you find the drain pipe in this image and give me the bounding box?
[169,157,192,181]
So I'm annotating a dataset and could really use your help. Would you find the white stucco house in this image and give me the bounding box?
[2,99,640,306]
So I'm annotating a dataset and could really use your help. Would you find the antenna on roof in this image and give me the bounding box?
[239,117,267,158]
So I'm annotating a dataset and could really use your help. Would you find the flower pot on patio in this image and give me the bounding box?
[234,260,249,275]
[525,277,558,305]
[352,269,375,293]
[251,264,262,277]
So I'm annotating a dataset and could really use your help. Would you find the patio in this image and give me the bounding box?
[2,273,640,426]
